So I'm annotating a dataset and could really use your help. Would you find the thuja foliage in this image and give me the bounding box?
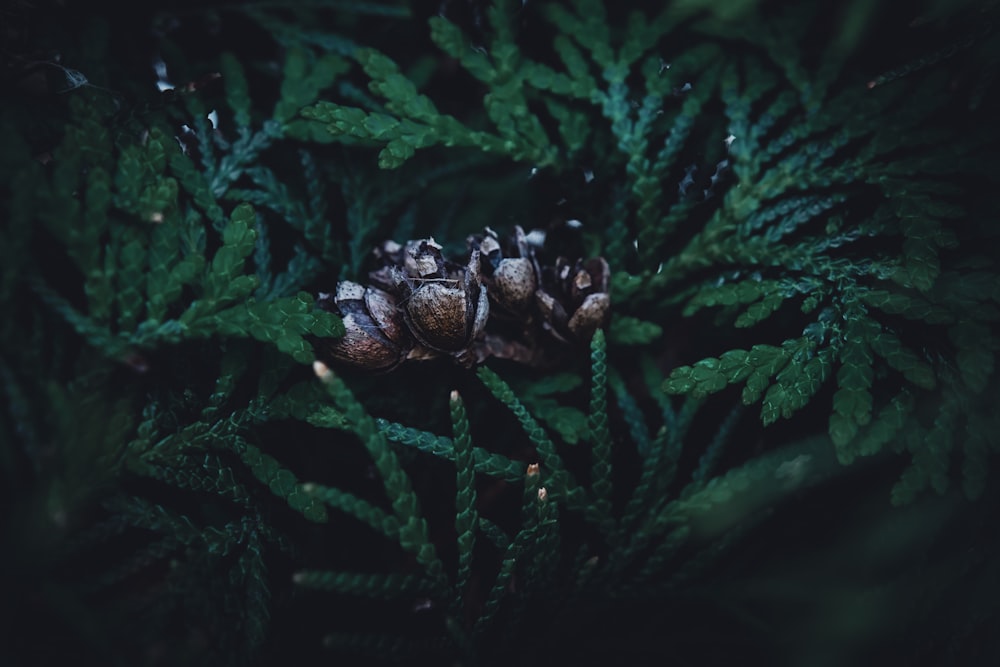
[2,0,999,665]
[298,0,1000,504]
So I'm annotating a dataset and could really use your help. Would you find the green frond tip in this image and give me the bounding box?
[476,365,581,504]
[293,570,439,599]
[276,50,349,125]
[236,442,328,523]
[301,482,399,541]
[663,344,786,400]
[762,347,830,426]
[450,390,477,609]
[220,51,252,129]
[204,203,257,302]
[299,103,431,169]
[428,16,495,83]
[313,361,445,581]
[475,464,543,635]
[377,418,524,482]
[588,330,613,518]
[206,292,344,364]
[830,328,875,449]
[664,338,828,426]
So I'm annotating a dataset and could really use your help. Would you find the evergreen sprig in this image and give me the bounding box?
[9,85,345,365]
[285,325,849,664]
[4,2,999,666]
[291,0,1000,501]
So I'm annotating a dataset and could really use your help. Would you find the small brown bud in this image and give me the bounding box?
[473,226,539,316]
[395,241,489,354]
[535,256,610,343]
[320,281,413,371]
[492,257,537,312]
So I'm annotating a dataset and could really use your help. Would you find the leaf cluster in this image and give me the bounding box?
[272,333,844,664]
[292,0,1000,501]
[2,2,1000,666]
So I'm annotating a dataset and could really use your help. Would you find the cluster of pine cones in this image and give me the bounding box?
[317,226,610,372]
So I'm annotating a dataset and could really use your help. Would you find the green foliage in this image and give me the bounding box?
[449,390,478,613]
[285,325,843,663]
[3,1,1000,666]
[647,55,1000,501]
[32,316,834,664]
[291,0,1000,499]
[513,372,589,445]
[314,362,447,583]
[7,85,344,364]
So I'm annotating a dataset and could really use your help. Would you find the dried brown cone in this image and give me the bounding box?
[535,256,611,343]
[318,281,413,372]
[318,227,611,371]
[472,225,539,317]
[392,239,490,355]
